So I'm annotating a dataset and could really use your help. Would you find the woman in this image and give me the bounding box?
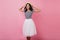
[19,3,40,40]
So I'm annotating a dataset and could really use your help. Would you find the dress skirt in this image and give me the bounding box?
[23,18,37,37]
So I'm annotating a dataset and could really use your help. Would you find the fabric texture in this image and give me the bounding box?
[24,10,33,19]
[23,10,37,37]
[23,19,37,37]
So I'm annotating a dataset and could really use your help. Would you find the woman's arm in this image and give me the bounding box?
[32,5,41,12]
[19,5,25,12]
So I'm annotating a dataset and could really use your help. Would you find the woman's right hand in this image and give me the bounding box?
[19,4,26,12]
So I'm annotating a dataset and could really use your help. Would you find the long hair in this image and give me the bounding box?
[24,3,33,12]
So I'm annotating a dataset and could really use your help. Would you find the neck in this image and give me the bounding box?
[27,9,29,11]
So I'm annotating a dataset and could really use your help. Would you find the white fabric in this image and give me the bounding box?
[23,19,37,37]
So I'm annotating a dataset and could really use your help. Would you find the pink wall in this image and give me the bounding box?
[0,0,60,40]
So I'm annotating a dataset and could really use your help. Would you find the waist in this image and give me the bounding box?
[24,18,33,21]
[25,17,32,19]
[24,15,33,20]
[25,18,32,19]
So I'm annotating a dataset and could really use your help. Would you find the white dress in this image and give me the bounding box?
[23,11,37,37]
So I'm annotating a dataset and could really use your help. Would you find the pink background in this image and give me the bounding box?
[0,0,60,40]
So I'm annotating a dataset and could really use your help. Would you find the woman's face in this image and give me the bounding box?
[26,4,30,10]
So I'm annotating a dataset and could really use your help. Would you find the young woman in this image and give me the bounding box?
[19,3,41,40]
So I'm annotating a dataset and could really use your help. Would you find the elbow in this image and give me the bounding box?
[39,10,41,12]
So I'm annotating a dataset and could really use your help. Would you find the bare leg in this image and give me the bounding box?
[26,36,31,40]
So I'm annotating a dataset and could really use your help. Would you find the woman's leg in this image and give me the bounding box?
[26,36,31,40]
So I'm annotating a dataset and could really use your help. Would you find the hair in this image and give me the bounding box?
[24,3,33,12]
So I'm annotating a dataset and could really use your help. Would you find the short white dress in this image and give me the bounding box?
[23,10,37,37]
